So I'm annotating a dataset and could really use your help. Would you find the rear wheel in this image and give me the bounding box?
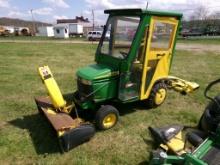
[95,105,119,130]
[148,82,167,108]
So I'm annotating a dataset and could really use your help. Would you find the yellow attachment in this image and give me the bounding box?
[167,76,199,94]
[57,118,83,137]
[38,66,66,110]
[160,131,186,155]
[155,88,167,105]
[41,107,83,137]
[102,114,117,129]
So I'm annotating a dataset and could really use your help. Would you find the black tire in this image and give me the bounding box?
[207,95,220,116]
[148,82,167,108]
[186,129,207,147]
[199,107,220,132]
[95,105,119,130]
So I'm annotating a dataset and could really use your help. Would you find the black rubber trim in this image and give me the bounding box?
[59,124,95,152]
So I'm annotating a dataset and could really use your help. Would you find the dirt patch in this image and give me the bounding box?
[0,121,8,130]
[176,43,220,53]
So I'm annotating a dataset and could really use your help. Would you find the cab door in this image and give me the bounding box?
[140,16,179,100]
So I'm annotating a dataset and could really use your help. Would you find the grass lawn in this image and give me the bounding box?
[178,37,220,45]
[0,42,219,164]
[1,35,220,45]
[0,35,87,41]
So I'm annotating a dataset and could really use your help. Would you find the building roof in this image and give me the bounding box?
[57,16,89,24]
[53,24,68,28]
[104,8,182,19]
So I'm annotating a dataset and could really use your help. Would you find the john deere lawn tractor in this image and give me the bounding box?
[149,78,220,165]
[35,9,199,151]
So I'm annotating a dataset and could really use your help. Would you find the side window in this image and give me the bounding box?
[101,25,112,55]
[97,32,101,35]
[56,29,60,34]
[92,32,96,35]
[88,32,92,35]
[150,22,175,50]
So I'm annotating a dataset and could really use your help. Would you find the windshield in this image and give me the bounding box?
[100,16,140,59]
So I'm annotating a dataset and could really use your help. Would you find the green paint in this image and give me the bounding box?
[76,64,118,81]
[104,9,182,18]
[76,8,182,109]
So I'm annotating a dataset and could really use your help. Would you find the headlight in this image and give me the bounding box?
[79,77,92,85]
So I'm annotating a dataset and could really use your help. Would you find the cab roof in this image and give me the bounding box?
[104,8,182,19]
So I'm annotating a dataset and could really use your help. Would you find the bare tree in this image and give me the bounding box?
[208,12,220,20]
[193,5,209,20]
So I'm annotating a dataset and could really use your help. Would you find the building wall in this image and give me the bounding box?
[46,27,54,37]
[38,27,54,37]
[54,27,69,38]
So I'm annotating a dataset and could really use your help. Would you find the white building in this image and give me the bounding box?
[69,24,83,36]
[37,26,54,37]
[53,24,69,38]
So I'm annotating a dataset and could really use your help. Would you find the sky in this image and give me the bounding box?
[0,0,219,24]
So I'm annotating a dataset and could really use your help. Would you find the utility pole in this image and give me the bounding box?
[92,9,94,31]
[146,1,149,10]
[30,9,36,36]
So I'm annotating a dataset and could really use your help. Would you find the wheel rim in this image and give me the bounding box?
[155,88,166,105]
[102,114,116,129]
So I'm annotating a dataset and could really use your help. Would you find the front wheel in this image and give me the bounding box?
[148,82,167,108]
[95,105,119,130]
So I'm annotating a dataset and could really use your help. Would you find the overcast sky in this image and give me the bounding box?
[0,0,219,24]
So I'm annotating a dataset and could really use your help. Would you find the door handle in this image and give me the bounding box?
[157,53,165,57]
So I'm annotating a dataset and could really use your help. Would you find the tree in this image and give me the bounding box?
[192,5,209,20]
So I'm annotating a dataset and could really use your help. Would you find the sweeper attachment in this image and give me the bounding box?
[35,66,95,152]
[149,78,220,165]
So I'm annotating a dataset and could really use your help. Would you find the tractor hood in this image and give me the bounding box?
[77,64,119,81]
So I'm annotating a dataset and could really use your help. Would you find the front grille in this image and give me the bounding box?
[77,79,93,97]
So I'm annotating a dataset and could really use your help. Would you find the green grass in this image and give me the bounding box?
[0,43,219,164]
[0,35,87,41]
[1,35,220,45]
[178,37,220,45]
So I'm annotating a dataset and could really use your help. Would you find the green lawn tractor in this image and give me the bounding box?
[149,78,220,165]
[35,9,199,151]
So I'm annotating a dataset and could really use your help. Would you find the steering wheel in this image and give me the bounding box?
[119,51,128,58]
